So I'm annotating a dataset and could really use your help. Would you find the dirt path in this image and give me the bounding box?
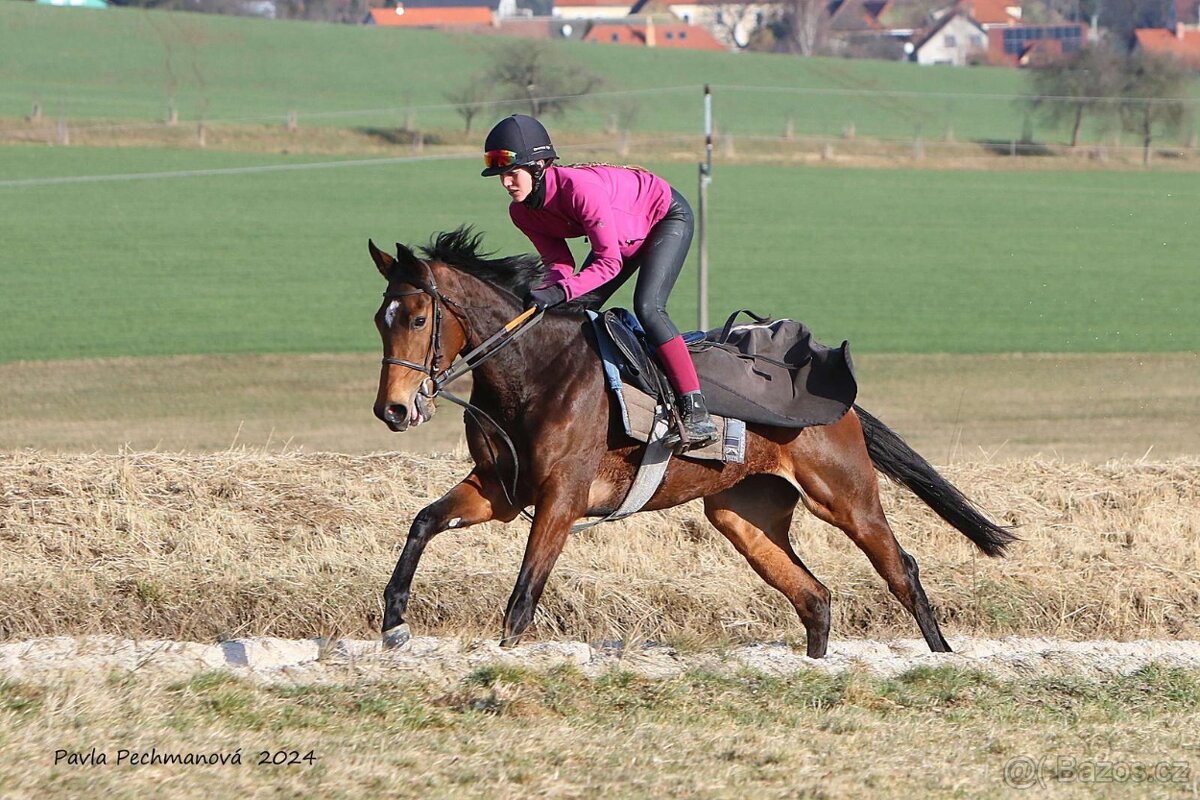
[4,635,1200,686]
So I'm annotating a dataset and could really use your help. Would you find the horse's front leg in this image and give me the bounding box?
[500,477,587,647]
[382,470,517,649]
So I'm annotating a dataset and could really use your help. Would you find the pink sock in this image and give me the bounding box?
[656,336,701,395]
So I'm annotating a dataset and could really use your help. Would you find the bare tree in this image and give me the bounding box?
[487,41,603,118]
[445,76,494,135]
[1025,45,1122,147]
[1118,51,1192,165]
[706,4,763,49]
[778,0,830,56]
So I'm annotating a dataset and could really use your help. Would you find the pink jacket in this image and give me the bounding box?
[509,165,672,301]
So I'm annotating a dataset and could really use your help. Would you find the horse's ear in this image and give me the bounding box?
[395,242,419,268]
[368,239,394,279]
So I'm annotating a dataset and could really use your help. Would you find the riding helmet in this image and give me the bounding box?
[480,114,558,177]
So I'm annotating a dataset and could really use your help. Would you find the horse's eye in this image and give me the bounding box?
[411,316,427,329]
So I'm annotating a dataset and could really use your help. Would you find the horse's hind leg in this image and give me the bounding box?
[790,417,951,653]
[704,476,832,658]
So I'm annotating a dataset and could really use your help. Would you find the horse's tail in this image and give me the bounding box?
[854,405,1017,557]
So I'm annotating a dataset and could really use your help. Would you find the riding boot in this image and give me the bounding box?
[662,390,720,452]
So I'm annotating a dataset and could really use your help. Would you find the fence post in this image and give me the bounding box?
[412,131,424,153]
[197,122,206,147]
[167,101,178,127]
[617,129,629,158]
[56,118,69,145]
[842,121,855,140]
[697,84,712,332]
[784,118,794,140]
[287,110,298,132]
[30,101,42,122]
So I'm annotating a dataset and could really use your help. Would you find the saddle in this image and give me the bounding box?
[592,308,858,431]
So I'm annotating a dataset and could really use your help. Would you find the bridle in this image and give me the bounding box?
[380,262,541,518]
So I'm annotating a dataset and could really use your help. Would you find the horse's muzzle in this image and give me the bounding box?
[375,394,435,432]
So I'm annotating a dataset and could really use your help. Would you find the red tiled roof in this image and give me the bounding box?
[956,0,1019,25]
[1134,27,1200,68]
[368,6,492,25]
[583,21,725,48]
[556,0,634,6]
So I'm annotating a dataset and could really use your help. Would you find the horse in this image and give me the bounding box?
[368,228,1015,658]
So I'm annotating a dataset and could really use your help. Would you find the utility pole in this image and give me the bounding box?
[697,84,713,331]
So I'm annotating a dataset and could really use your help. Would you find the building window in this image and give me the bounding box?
[611,32,619,41]
[665,31,674,39]
[972,35,984,47]
[679,30,687,38]
[715,10,724,24]
[681,12,690,22]
[944,34,956,47]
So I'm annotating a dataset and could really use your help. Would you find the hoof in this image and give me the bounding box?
[382,623,412,650]
[498,633,520,649]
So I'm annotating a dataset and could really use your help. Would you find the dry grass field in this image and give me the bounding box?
[1,448,1199,798]
[2,449,1197,645]
[5,116,1198,172]
[2,352,1197,461]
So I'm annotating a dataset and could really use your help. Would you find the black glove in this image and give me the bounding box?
[525,284,567,311]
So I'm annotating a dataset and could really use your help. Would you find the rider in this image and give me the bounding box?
[480,113,719,452]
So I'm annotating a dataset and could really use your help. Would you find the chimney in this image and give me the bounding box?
[645,15,656,46]
[1178,21,1185,38]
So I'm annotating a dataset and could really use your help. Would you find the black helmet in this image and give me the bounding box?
[480,114,558,177]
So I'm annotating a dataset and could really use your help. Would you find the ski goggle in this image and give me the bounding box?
[483,149,518,171]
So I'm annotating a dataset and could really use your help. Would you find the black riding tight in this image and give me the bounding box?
[584,187,694,347]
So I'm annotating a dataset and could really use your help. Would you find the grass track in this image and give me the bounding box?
[2,147,1197,362]
[1,664,1198,798]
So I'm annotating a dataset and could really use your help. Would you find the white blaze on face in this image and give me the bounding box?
[384,300,400,328]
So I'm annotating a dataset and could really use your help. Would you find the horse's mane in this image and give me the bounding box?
[419,227,545,299]
[419,226,601,313]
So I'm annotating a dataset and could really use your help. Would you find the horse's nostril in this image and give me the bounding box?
[383,404,407,424]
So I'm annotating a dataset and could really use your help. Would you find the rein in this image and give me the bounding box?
[381,271,542,520]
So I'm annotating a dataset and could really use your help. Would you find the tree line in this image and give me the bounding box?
[1025,47,1194,163]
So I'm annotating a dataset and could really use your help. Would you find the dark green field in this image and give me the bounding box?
[1,146,1197,362]
[4,3,1197,143]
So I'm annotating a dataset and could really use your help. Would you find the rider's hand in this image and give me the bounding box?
[524,284,566,312]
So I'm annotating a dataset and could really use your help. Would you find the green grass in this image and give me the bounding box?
[3,665,1200,797]
[2,146,1197,362]
[3,3,1196,143]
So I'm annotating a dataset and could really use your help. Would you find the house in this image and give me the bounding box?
[35,0,108,7]
[654,0,783,48]
[554,0,637,20]
[826,0,910,57]
[366,0,514,27]
[987,22,1086,66]
[582,16,727,48]
[1176,0,1199,28]
[911,9,988,64]
[1134,24,1200,69]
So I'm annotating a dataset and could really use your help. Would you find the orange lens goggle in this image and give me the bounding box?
[483,149,518,171]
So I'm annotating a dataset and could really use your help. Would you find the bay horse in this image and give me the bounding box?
[369,228,1015,658]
